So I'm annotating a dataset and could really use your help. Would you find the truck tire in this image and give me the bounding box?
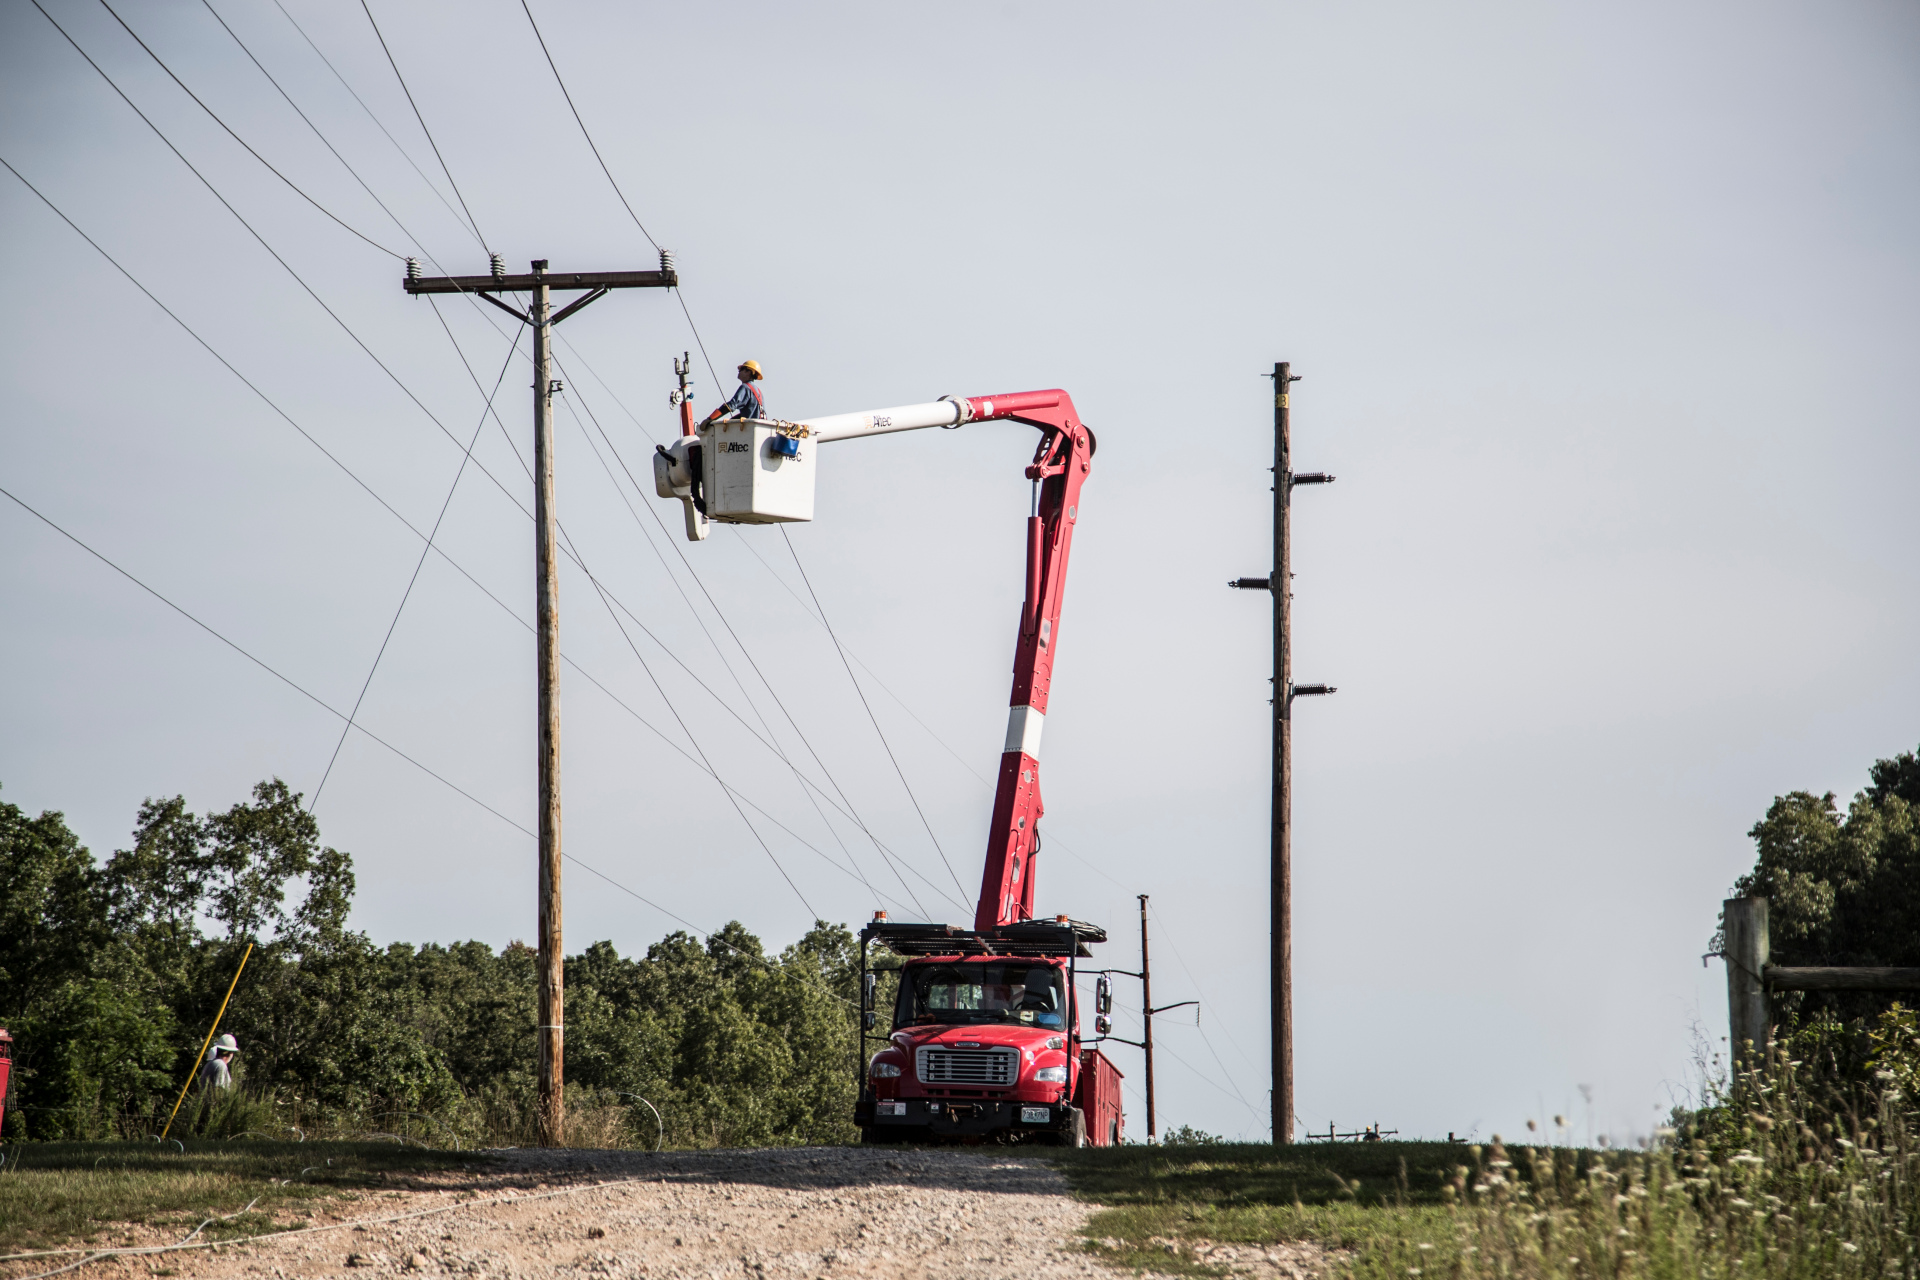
[1054,1106,1086,1148]
[1109,1118,1120,1147]
[860,1126,897,1145]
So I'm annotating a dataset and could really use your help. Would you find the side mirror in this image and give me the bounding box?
[1095,1014,1111,1036]
[1095,975,1113,1016]
[862,973,878,1031]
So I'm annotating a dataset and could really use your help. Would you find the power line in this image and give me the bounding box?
[515,0,655,252]
[197,0,437,262]
[29,0,539,535]
[1149,899,1262,1078]
[0,151,904,919]
[264,0,482,251]
[310,319,526,811]
[504,0,962,916]
[337,2,840,923]
[0,483,527,838]
[550,360,957,917]
[510,0,724,404]
[355,0,487,249]
[547,371,910,917]
[783,528,973,904]
[411,298,831,924]
[90,0,403,259]
[2,477,852,1008]
[581,570,818,919]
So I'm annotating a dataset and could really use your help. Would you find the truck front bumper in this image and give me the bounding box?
[856,1097,1070,1138]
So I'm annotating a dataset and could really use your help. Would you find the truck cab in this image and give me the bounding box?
[854,918,1124,1146]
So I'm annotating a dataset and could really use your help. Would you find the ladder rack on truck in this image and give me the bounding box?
[654,378,1123,1145]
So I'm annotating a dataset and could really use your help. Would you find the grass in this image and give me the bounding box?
[1051,1057,1919,1279]
[1052,1139,1484,1275]
[0,1140,474,1259]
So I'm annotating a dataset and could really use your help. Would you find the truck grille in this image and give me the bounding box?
[916,1046,1018,1087]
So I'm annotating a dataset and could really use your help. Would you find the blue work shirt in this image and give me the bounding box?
[718,380,765,420]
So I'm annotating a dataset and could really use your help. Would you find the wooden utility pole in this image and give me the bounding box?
[530,265,563,1148]
[1139,894,1156,1143]
[1231,361,1334,1145]
[402,254,676,1147]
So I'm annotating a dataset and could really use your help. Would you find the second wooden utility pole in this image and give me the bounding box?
[1139,894,1156,1142]
[1231,361,1335,1144]
[403,255,677,1147]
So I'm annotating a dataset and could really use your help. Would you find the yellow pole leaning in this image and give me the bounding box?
[160,942,253,1142]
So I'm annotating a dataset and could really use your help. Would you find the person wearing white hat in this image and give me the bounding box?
[199,1033,239,1090]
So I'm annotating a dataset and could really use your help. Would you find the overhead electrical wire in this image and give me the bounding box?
[87,0,405,259]
[512,0,723,407]
[0,483,854,1007]
[0,150,906,922]
[549,358,959,917]
[17,2,945,934]
[265,0,484,251]
[29,0,539,533]
[196,0,444,265]
[506,0,985,916]
[336,0,849,921]
[0,484,527,838]
[309,319,527,811]
[354,0,488,250]
[539,368,881,894]
[515,0,655,252]
[1148,900,1262,1078]
[783,528,974,903]
[546,375,911,917]
[417,301,827,922]
[35,1,1219,1000]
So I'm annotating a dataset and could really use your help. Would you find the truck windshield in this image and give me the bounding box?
[895,962,1066,1029]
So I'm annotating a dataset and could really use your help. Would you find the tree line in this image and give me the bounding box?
[0,778,863,1147]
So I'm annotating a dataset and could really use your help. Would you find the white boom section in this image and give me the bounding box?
[801,397,970,443]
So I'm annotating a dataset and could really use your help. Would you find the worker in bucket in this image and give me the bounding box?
[199,1034,239,1090]
[701,359,766,425]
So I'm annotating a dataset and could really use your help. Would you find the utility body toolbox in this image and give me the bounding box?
[1075,1047,1125,1147]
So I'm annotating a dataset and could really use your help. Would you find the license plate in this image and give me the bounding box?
[1020,1106,1051,1124]
[876,1101,907,1117]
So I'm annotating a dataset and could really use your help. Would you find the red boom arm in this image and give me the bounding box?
[965,390,1095,930]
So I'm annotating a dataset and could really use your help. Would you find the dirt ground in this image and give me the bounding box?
[15,1147,1331,1280]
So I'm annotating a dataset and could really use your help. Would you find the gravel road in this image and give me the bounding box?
[26,1147,1330,1280]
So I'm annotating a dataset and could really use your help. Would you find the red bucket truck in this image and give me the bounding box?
[657,383,1126,1145]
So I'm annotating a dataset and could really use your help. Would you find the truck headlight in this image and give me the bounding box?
[870,1062,903,1078]
[1033,1066,1068,1083]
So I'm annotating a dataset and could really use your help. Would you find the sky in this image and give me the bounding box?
[2,0,1917,1145]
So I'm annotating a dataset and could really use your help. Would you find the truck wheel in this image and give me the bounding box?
[860,1127,896,1145]
[1054,1107,1086,1148]
[1109,1119,1120,1147]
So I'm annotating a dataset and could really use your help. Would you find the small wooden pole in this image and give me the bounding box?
[1139,894,1156,1142]
[160,942,253,1141]
[1722,897,1770,1068]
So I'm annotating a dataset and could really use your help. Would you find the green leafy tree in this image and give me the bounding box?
[1717,743,1920,1062]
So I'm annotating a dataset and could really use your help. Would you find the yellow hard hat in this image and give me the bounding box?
[738,359,762,378]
